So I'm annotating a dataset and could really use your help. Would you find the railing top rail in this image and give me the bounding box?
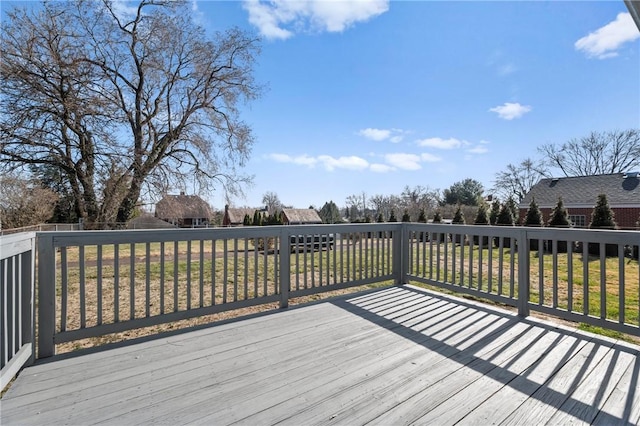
[406,223,640,240]
[35,223,404,247]
[0,231,36,259]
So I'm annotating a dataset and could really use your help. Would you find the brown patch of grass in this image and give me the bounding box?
[56,284,383,354]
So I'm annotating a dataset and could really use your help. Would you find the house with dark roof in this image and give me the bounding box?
[519,172,640,229]
[222,205,263,227]
[281,208,322,225]
[155,192,212,228]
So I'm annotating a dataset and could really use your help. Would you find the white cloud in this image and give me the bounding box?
[421,153,442,162]
[268,149,443,173]
[243,1,294,40]
[384,153,422,170]
[466,140,490,155]
[416,137,463,149]
[317,155,369,171]
[489,102,532,120]
[109,0,141,20]
[370,163,394,173]
[190,0,207,26]
[268,153,318,166]
[575,13,640,59]
[243,0,389,40]
[269,153,370,171]
[358,128,391,141]
[467,146,489,154]
[358,127,406,143]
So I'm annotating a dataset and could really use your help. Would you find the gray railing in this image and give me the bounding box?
[0,232,35,390]
[36,224,400,358]
[1,223,639,390]
[405,224,640,336]
[0,223,80,236]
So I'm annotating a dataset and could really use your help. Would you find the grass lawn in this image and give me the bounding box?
[51,237,639,353]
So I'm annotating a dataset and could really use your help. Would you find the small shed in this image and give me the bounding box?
[155,192,212,228]
[222,205,263,227]
[281,208,322,225]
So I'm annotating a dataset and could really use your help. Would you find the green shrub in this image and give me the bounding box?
[474,204,489,225]
[451,205,465,244]
[589,194,616,229]
[588,194,618,256]
[472,204,489,245]
[417,208,427,223]
[547,197,570,252]
[506,197,520,225]
[496,204,514,226]
[452,205,465,224]
[524,197,543,226]
[489,200,500,225]
[524,197,543,250]
[431,211,446,242]
[548,197,570,227]
[494,203,514,248]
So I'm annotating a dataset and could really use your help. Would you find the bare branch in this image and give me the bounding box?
[1,0,261,227]
[539,130,640,177]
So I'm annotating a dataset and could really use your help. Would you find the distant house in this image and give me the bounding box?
[222,205,262,227]
[155,192,212,228]
[127,213,177,229]
[281,208,322,225]
[519,172,640,229]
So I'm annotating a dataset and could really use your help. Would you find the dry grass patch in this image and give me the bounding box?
[56,283,387,354]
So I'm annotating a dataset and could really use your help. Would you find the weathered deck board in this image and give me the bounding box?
[2,285,639,426]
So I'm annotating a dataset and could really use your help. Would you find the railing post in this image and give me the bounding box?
[37,234,56,358]
[279,228,290,309]
[517,228,530,318]
[21,236,35,365]
[393,224,408,285]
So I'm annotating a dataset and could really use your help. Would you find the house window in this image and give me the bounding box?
[569,215,586,228]
[192,218,208,227]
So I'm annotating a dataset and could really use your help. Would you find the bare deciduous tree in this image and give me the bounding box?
[261,191,283,215]
[1,0,262,228]
[539,130,640,177]
[0,174,58,229]
[400,185,440,221]
[492,158,549,203]
[345,192,367,221]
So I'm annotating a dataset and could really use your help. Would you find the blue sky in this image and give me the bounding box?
[4,1,639,211]
[192,0,639,210]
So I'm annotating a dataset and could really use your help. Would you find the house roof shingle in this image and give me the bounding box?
[282,208,322,224]
[225,207,258,225]
[128,213,177,229]
[155,194,212,219]
[520,173,640,208]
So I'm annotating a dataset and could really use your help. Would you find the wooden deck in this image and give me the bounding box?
[2,285,639,425]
